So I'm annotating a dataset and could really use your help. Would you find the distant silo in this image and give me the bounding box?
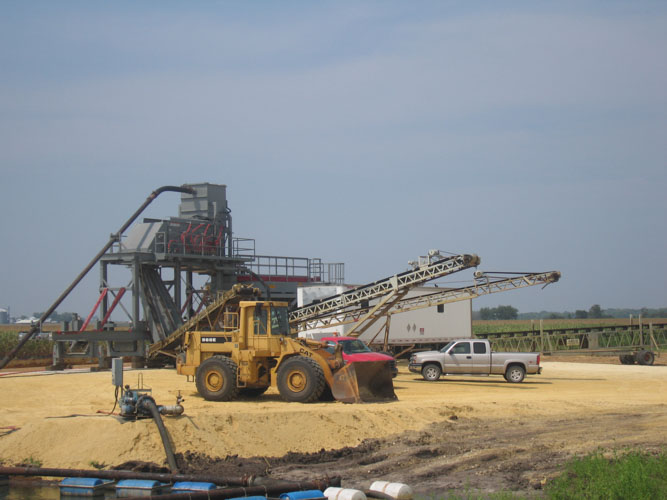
[0,308,8,324]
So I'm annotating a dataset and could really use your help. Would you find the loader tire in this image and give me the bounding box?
[277,356,325,403]
[196,356,239,401]
[636,350,655,366]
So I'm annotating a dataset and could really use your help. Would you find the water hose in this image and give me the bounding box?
[137,396,179,473]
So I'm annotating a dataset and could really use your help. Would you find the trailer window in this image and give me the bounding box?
[270,306,290,336]
[473,342,487,354]
[451,342,470,354]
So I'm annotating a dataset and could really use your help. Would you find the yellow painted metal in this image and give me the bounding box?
[175,285,394,403]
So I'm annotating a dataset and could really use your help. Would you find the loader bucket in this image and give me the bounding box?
[331,361,397,403]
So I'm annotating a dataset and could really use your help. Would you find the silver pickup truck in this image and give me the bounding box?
[408,338,542,383]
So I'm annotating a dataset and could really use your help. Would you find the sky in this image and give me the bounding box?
[1,1,666,318]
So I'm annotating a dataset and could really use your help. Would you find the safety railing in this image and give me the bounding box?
[240,255,345,285]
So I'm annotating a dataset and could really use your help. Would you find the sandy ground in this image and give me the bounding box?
[1,358,666,496]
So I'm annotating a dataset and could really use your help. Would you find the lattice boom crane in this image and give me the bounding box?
[386,270,561,317]
[291,269,560,342]
[289,252,480,334]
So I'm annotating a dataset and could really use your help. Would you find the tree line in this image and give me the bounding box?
[476,305,667,321]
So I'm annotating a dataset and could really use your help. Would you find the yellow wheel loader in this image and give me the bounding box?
[175,286,396,403]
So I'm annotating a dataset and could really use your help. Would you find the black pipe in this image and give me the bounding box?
[0,466,251,486]
[0,185,195,370]
[138,396,179,473]
[243,268,271,299]
[0,467,340,498]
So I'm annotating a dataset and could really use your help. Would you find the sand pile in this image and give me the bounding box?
[1,361,666,470]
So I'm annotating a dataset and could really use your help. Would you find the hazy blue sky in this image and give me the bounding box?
[1,1,666,317]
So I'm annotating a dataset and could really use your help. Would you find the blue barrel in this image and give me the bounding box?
[59,477,111,496]
[280,490,326,500]
[172,481,217,493]
[116,479,166,497]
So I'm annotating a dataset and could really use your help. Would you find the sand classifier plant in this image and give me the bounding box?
[0,183,343,370]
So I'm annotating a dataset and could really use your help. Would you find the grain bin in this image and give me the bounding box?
[0,308,8,324]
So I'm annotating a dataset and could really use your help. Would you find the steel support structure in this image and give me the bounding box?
[0,185,195,370]
[386,271,561,316]
[290,253,480,332]
[479,321,667,355]
[291,270,560,335]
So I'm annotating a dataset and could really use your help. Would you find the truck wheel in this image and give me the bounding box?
[636,350,655,366]
[277,356,325,403]
[422,364,441,381]
[195,356,239,401]
[619,354,634,365]
[505,364,525,383]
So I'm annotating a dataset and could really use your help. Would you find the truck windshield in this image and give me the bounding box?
[338,339,372,354]
[270,306,290,336]
[440,341,455,353]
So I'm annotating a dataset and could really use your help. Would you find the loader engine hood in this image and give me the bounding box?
[321,336,393,363]
[344,351,394,363]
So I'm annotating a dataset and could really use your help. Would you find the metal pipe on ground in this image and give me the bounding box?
[0,466,340,491]
[0,185,195,370]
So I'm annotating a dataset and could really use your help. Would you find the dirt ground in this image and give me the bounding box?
[1,356,666,497]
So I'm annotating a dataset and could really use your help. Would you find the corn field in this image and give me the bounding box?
[0,332,53,359]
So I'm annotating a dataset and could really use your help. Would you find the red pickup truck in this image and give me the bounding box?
[321,336,398,378]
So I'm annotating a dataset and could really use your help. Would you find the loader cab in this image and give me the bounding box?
[240,300,290,355]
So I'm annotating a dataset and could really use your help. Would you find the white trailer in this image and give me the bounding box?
[297,284,472,353]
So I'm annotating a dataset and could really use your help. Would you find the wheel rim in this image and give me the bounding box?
[509,369,521,381]
[425,367,438,379]
[286,369,306,392]
[205,370,224,392]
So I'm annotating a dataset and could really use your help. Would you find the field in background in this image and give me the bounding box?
[0,324,72,361]
[3,319,666,363]
[472,317,667,335]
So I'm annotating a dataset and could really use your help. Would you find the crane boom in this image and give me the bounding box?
[386,270,561,316]
[357,270,560,348]
[294,270,560,336]
[289,252,480,332]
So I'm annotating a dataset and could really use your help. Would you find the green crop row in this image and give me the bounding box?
[0,332,53,359]
[472,318,666,336]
